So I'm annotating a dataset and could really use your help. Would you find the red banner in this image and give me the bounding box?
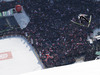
[0,51,12,61]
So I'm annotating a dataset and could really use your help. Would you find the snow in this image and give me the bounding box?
[0,36,44,75]
[20,59,100,75]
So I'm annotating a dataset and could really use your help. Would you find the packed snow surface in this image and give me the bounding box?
[0,36,44,75]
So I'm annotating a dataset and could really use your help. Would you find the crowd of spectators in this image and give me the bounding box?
[0,0,100,68]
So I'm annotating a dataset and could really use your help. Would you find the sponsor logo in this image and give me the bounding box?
[0,52,12,61]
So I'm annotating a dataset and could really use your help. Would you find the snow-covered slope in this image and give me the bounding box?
[0,36,44,75]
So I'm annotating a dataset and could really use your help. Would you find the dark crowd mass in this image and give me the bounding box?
[0,0,100,68]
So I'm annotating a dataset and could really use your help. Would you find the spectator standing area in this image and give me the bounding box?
[0,0,100,69]
[0,16,18,27]
[0,0,14,2]
[0,37,44,75]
